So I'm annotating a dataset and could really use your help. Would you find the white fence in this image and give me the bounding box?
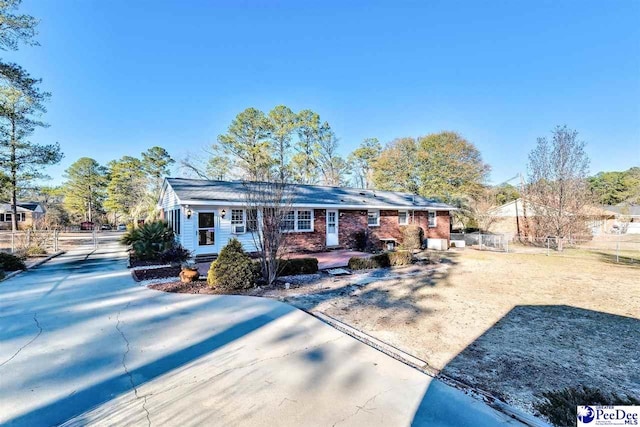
[0,230,121,254]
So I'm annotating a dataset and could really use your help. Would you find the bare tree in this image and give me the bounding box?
[470,188,500,232]
[244,181,293,286]
[526,125,591,249]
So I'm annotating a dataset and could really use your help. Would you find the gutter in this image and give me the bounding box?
[177,200,457,211]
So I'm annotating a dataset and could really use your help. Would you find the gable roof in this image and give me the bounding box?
[0,202,44,213]
[162,178,454,210]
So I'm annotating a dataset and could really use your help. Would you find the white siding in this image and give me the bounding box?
[215,206,259,253]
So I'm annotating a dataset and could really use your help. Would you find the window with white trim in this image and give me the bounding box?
[297,210,312,231]
[368,210,380,226]
[398,210,408,225]
[279,209,314,232]
[231,209,246,233]
[165,208,181,235]
[281,210,295,231]
[428,211,437,228]
[247,209,258,232]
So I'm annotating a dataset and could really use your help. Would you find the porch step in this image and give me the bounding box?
[194,253,217,263]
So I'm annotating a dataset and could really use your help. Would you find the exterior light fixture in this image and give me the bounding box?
[221,209,226,218]
[186,205,192,219]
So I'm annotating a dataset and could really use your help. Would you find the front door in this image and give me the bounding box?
[197,211,216,254]
[326,209,339,246]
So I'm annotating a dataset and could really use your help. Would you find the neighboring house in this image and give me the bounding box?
[603,204,640,234]
[158,178,455,257]
[0,202,46,231]
[488,198,617,238]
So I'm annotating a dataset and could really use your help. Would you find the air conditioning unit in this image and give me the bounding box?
[232,224,246,234]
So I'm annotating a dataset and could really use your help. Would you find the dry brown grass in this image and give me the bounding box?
[292,250,640,415]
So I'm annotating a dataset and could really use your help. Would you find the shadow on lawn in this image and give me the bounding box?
[413,304,640,426]
[284,253,460,325]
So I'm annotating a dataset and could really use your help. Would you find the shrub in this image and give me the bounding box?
[207,238,256,290]
[402,225,424,250]
[348,251,413,270]
[534,386,640,427]
[278,258,319,276]
[160,245,191,265]
[351,228,376,252]
[121,221,175,261]
[25,245,47,257]
[0,252,27,271]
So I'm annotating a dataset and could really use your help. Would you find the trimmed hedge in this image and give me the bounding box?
[0,252,27,272]
[278,258,319,276]
[207,238,257,290]
[348,251,413,270]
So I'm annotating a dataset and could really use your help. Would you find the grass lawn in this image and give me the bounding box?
[285,249,640,417]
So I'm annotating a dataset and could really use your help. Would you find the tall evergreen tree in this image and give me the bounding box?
[217,107,273,181]
[0,66,62,230]
[62,157,107,222]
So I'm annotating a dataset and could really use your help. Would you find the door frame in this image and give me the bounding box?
[195,210,217,255]
[326,209,339,246]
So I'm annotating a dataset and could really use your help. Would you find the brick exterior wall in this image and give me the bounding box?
[251,208,451,254]
[283,209,326,253]
[336,209,450,250]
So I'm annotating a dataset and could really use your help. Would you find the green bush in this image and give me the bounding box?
[121,221,175,261]
[402,225,424,250]
[278,258,319,276]
[348,251,413,270]
[0,252,27,271]
[160,245,191,265]
[207,238,257,290]
[534,386,640,427]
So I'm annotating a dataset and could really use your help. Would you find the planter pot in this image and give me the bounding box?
[179,268,199,283]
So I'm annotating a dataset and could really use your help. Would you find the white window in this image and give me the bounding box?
[165,209,181,235]
[280,209,314,232]
[247,209,258,232]
[4,213,12,222]
[281,210,295,231]
[398,210,409,225]
[297,210,312,231]
[428,211,437,228]
[368,210,380,227]
[231,209,246,233]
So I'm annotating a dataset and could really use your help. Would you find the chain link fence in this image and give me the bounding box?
[450,232,640,264]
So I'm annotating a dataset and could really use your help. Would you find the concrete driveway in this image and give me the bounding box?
[0,241,521,426]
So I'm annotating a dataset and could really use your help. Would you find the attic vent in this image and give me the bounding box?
[359,192,366,196]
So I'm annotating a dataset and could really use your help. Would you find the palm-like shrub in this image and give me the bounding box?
[121,221,175,261]
[208,238,256,290]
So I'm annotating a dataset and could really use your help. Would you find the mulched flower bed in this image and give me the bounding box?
[148,279,273,296]
[132,266,181,281]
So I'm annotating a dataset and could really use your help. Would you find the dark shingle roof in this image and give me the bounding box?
[165,178,454,210]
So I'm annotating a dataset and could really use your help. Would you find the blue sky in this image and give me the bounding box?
[7,0,640,186]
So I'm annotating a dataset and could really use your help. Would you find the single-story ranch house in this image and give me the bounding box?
[0,202,46,231]
[158,178,456,257]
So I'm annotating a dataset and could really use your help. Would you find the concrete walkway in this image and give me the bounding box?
[0,242,521,426]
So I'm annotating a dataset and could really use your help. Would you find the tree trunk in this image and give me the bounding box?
[10,117,18,232]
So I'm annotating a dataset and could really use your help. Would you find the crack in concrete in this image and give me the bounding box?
[0,313,42,368]
[115,303,151,427]
[331,387,393,427]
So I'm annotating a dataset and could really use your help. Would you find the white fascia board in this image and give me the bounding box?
[178,200,456,211]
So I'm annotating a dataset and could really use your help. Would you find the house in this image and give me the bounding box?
[158,178,455,257]
[0,202,46,231]
[603,204,640,234]
[489,198,618,238]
